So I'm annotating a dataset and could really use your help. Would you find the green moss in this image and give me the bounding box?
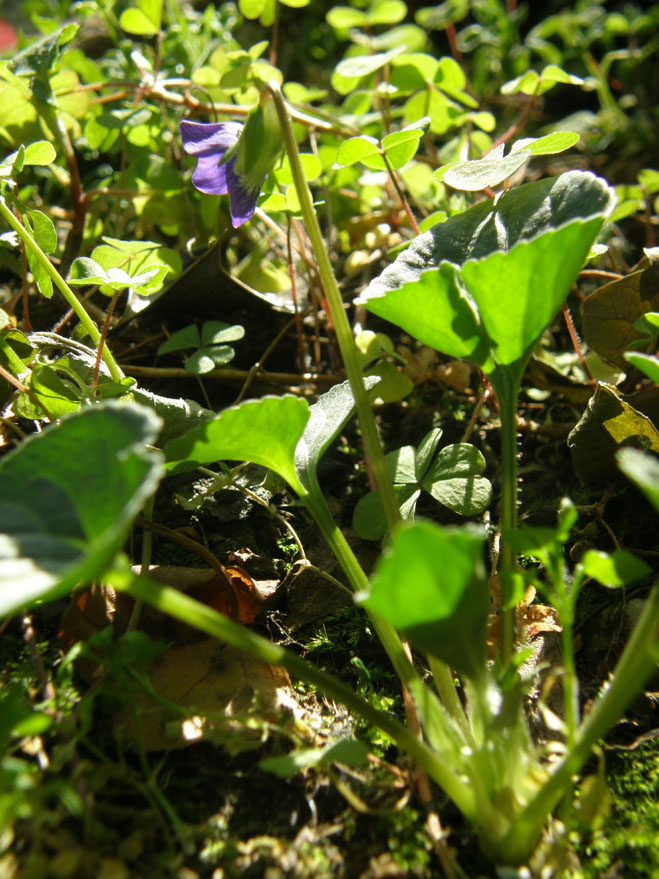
[576,741,659,878]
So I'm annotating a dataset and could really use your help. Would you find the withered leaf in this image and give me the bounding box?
[568,383,659,483]
[582,263,659,369]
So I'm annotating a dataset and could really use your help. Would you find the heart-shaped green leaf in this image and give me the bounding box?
[358,520,488,679]
[358,171,615,391]
[165,380,377,501]
[164,395,310,494]
[120,0,162,35]
[0,403,164,617]
[422,443,491,516]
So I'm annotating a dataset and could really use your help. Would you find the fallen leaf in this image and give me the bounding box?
[568,383,659,483]
[435,359,473,393]
[582,262,659,369]
[400,345,439,385]
[113,638,295,751]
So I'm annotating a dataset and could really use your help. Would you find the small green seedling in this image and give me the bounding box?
[157,320,245,374]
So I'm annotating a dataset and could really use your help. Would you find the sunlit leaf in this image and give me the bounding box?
[358,520,488,679]
[618,448,659,513]
[120,0,162,35]
[568,384,659,483]
[625,352,659,384]
[510,131,580,156]
[581,549,651,588]
[358,171,615,390]
[165,395,310,495]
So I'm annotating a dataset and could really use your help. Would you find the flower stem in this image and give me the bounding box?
[491,368,519,662]
[0,196,124,384]
[264,81,401,532]
[118,568,479,819]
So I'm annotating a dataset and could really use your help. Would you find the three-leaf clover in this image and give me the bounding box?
[353,427,492,540]
[157,321,245,375]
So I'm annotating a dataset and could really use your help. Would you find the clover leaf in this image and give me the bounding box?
[353,428,492,540]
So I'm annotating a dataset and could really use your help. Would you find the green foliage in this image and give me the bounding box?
[359,520,488,680]
[358,171,614,390]
[353,427,491,539]
[0,403,164,616]
[157,320,245,374]
[0,0,657,875]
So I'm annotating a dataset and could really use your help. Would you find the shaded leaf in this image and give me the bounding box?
[115,638,294,751]
[295,377,379,493]
[0,403,164,617]
[335,47,405,79]
[568,383,659,483]
[422,443,491,515]
[157,324,201,356]
[582,263,659,369]
[353,484,420,540]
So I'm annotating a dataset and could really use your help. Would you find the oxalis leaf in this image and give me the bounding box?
[353,428,491,540]
[357,171,615,391]
[0,403,164,618]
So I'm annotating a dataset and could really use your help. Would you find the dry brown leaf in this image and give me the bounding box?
[518,586,562,639]
[59,567,295,751]
[435,359,473,393]
[400,345,439,385]
[113,638,294,751]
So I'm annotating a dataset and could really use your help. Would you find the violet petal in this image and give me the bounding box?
[190,154,231,196]
[180,120,243,157]
[225,161,262,228]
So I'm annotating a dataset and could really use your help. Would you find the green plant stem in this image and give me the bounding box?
[492,369,519,662]
[497,583,659,865]
[117,568,480,820]
[428,655,473,742]
[0,197,124,384]
[303,488,454,729]
[561,590,580,749]
[264,80,400,533]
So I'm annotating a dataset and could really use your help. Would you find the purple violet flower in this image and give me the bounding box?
[180,120,257,228]
[181,94,284,230]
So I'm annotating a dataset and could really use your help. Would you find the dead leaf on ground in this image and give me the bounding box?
[400,345,439,386]
[582,262,659,369]
[59,566,277,669]
[518,586,562,640]
[114,638,296,751]
[568,383,659,483]
[59,566,293,751]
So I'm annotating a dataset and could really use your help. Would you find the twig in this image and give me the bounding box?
[122,363,339,385]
